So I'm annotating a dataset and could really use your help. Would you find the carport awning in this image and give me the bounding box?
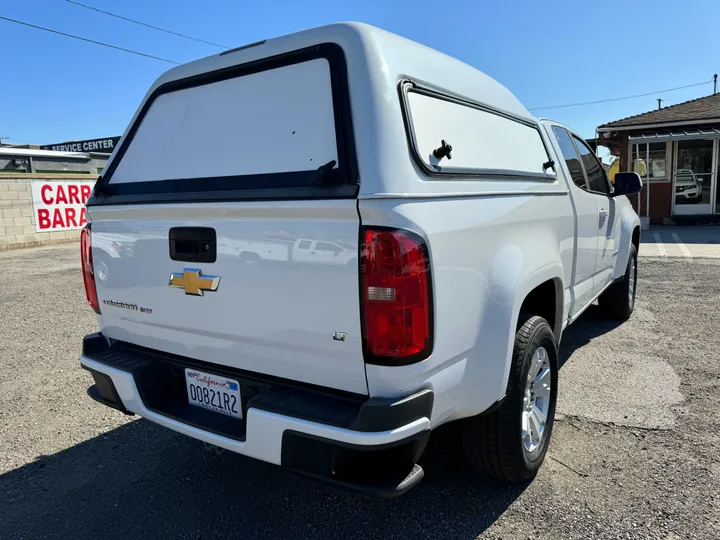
[629,127,720,141]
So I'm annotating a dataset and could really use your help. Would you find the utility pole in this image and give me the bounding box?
[657,98,662,110]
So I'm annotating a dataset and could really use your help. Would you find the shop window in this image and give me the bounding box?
[716,149,720,214]
[36,170,91,174]
[631,142,668,182]
[675,139,713,207]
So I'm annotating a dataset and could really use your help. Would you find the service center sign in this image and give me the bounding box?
[31,181,95,232]
[40,137,120,154]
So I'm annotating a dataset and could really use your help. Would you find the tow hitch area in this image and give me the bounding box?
[281,430,429,497]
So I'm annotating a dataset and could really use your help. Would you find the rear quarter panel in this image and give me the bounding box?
[614,196,641,280]
[359,192,574,426]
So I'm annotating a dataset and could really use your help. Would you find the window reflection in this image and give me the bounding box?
[675,139,713,206]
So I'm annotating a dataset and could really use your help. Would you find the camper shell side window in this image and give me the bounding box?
[398,81,556,181]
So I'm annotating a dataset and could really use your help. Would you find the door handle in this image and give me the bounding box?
[169,227,216,263]
[598,209,608,227]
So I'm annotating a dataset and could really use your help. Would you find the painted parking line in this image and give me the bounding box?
[671,232,693,258]
[653,233,667,257]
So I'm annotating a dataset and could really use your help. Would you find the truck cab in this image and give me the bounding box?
[79,22,641,495]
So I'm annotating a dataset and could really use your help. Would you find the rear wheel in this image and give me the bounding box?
[95,260,109,283]
[461,315,558,483]
[598,244,637,320]
[94,253,111,284]
[239,252,261,265]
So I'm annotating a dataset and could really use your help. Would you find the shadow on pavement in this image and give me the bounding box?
[1,417,525,540]
[1,305,630,539]
[4,303,628,539]
[557,304,624,369]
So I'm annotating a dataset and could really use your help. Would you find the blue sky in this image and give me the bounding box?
[2,0,719,147]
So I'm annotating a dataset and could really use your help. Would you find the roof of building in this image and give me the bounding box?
[598,92,720,129]
[0,147,91,159]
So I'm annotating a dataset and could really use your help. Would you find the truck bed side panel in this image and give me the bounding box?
[359,192,574,425]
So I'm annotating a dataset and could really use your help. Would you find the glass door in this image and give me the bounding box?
[717,147,720,214]
[673,139,717,215]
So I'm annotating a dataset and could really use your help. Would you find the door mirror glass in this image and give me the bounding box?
[613,172,643,196]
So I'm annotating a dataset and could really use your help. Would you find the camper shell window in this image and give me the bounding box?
[89,44,357,206]
[399,81,555,180]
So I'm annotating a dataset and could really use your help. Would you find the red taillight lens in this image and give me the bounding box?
[361,228,433,365]
[80,225,100,314]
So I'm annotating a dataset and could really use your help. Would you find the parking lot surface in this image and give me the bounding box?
[1,243,719,539]
[640,226,720,259]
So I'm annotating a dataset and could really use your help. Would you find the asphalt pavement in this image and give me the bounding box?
[1,243,718,539]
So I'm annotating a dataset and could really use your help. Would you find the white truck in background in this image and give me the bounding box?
[78,23,641,496]
[221,238,357,265]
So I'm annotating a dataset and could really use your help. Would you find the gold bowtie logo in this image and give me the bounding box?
[169,268,220,296]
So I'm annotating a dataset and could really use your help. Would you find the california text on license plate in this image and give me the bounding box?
[184,368,242,419]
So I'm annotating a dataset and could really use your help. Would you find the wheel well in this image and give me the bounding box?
[519,279,561,337]
[632,227,640,254]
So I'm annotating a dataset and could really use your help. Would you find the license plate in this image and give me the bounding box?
[184,368,242,419]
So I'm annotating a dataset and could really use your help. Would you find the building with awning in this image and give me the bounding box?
[2,137,119,175]
[0,146,109,175]
[597,92,720,224]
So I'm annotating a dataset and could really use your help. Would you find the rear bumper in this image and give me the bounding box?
[80,333,432,496]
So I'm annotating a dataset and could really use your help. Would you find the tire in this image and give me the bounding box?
[94,253,111,284]
[239,252,261,265]
[598,244,637,320]
[461,315,558,483]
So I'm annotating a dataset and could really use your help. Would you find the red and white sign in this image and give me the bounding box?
[31,181,95,232]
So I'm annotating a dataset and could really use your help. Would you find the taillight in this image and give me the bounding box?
[361,227,433,366]
[80,224,100,314]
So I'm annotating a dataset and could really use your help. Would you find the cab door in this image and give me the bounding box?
[570,135,622,290]
[548,125,599,315]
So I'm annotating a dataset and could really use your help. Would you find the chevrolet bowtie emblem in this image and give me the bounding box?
[169,268,220,296]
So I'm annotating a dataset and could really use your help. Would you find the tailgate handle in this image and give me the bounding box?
[169,227,216,263]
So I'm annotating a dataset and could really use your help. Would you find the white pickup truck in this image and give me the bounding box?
[79,23,642,496]
[221,237,357,266]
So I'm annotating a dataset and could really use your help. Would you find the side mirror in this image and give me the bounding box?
[613,172,643,196]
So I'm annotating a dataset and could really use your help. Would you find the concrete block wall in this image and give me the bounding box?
[0,174,98,250]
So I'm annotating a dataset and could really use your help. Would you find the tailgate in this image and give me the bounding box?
[90,201,366,394]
